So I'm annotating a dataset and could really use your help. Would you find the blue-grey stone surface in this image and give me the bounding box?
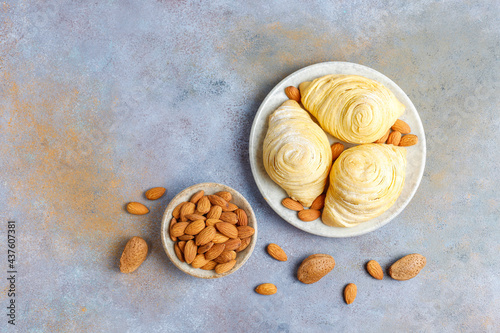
[0,0,498,332]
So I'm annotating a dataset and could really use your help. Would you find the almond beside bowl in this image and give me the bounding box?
[161,183,257,279]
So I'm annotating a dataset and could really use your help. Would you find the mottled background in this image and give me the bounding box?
[0,0,498,332]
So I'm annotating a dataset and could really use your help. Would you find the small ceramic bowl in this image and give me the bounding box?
[161,182,257,279]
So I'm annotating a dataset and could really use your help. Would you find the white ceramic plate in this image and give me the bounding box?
[249,62,426,237]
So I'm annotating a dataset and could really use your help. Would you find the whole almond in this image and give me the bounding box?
[191,254,210,268]
[207,195,229,209]
[387,131,402,146]
[206,205,223,219]
[205,243,226,261]
[215,191,232,202]
[185,213,206,221]
[215,222,239,239]
[169,217,177,242]
[236,237,251,253]
[183,240,197,264]
[225,202,238,212]
[195,226,216,246]
[267,243,287,261]
[172,202,186,219]
[374,129,391,143]
[298,209,321,222]
[220,212,238,224]
[189,190,204,204]
[177,240,186,252]
[201,260,217,270]
[119,236,148,273]
[297,254,335,284]
[184,220,206,235]
[282,198,304,211]
[178,234,194,241]
[331,143,344,161]
[235,208,248,226]
[206,218,222,227]
[126,202,149,215]
[145,187,166,200]
[285,86,301,102]
[196,196,211,214]
[237,226,255,239]
[391,119,411,134]
[179,202,195,222]
[255,283,278,295]
[344,283,357,304]
[223,238,242,251]
[310,194,326,210]
[399,134,418,147]
[174,243,184,262]
[214,250,236,264]
[215,259,236,274]
[197,242,214,254]
[170,221,189,238]
[366,260,384,280]
[389,253,426,280]
[212,232,230,244]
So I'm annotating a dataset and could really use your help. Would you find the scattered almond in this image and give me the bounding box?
[267,243,287,261]
[126,202,149,215]
[366,260,384,280]
[189,190,204,204]
[215,259,236,274]
[145,187,166,200]
[331,143,344,161]
[310,194,326,210]
[297,254,335,284]
[282,198,304,211]
[344,283,357,304]
[387,131,402,146]
[255,283,277,295]
[374,129,391,143]
[389,253,426,280]
[119,236,148,273]
[285,86,301,102]
[399,134,418,147]
[298,209,321,222]
[391,119,411,134]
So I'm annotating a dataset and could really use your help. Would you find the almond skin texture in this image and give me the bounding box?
[174,243,184,262]
[285,86,301,102]
[145,187,166,200]
[399,134,418,147]
[201,260,217,270]
[126,202,149,215]
[374,129,391,143]
[196,196,211,215]
[215,191,232,202]
[195,226,216,246]
[191,254,210,268]
[366,260,384,280]
[207,195,229,210]
[177,234,194,241]
[214,250,236,264]
[236,237,251,253]
[170,222,189,238]
[282,198,304,211]
[220,212,238,224]
[389,254,426,280]
[179,202,195,222]
[169,218,177,242]
[212,232,230,244]
[185,214,206,221]
[235,208,248,226]
[197,242,214,254]
[172,202,186,219]
[237,226,255,239]
[184,220,206,235]
[189,190,204,204]
[183,240,197,264]
[267,243,288,261]
[297,254,335,284]
[223,238,242,251]
[255,283,278,295]
[215,222,239,239]
[205,219,222,227]
[215,259,236,274]
[298,209,321,222]
[391,119,411,134]
[310,194,326,211]
[344,283,357,304]
[331,143,344,161]
[206,205,223,220]
[387,131,402,146]
[119,236,148,273]
[204,243,226,261]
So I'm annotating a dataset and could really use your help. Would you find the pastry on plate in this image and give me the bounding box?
[299,75,405,144]
[322,144,407,227]
[263,100,332,207]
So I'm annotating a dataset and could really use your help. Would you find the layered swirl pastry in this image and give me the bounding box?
[263,100,332,207]
[299,75,405,144]
[322,144,407,227]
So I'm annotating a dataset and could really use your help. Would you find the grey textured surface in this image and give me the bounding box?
[0,0,499,332]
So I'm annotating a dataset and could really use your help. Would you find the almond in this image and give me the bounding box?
[344,283,357,304]
[195,226,216,246]
[235,208,248,226]
[389,253,426,280]
[387,131,402,146]
[237,226,255,239]
[183,240,197,264]
[197,242,214,254]
[205,218,222,227]
[208,195,237,212]
[189,190,204,204]
[215,222,239,239]
[177,240,186,252]
[215,259,236,274]
[126,202,149,215]
[174,242,184,262]
[236,237,251,253]
[172,202,186,219]
[298,209,321,222]
[214,250,236,264]
[366,260,384,280]
[297,254,335,284]
[225,202,238,212]
[185,213,206,221]
[184,220,206,235]
[206,205,222,219]
[196,196,211,215]
[177,234,194,241]
[310,194,326,210]
[145,187,166,200]
[204,243,226,261]
[223,238,242,251]
[179,202,195,222]
[212,232,229,244]
[201,260,217,270]
[220,212,238,224]
[282,198,304,211]
[331,143,344,161]
[169,218,177,242]
[215,191,232,202]
[285,86,301,102]
[170,222,189,238]
[399,134,418,147]
[267,243,287,261]
[255,283,277,295]
[191,254,210,268]
[374,129,391,143]
[391,119,411,134]
[119,236,148,273]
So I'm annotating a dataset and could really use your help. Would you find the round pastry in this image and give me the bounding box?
[322,144,407,227]
[263,100,332,207]
[299,74,405,144]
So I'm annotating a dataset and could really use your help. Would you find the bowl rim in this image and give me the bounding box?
[160,182,258,279]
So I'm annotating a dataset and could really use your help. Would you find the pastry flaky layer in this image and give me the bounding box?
[263,100,333,207]
[322,144,407,227]
[299,75,405,144]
